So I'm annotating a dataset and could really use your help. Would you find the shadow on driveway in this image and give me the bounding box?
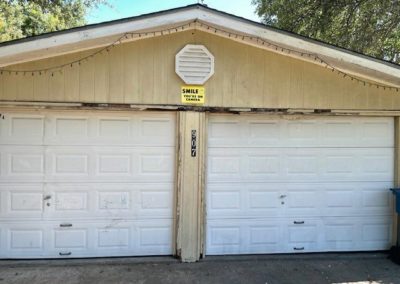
[0,252,399,284]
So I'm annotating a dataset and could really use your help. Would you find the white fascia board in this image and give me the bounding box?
[0,8,200,66]
[197,10,400,86]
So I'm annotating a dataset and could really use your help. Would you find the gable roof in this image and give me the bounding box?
[0,4,399,87]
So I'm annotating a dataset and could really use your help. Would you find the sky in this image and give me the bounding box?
[86,0,260,24]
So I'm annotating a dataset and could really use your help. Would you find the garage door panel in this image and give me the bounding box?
[286,221,320,253]
[0,219,173,258]
[206,219,286,255]
[97,117,132,140]
[54,228,88,250]
[43,112,175,146]
[323,217,393,251]
[208,148,393,183]
[0,184,44,219]
[207,223,243,255]
[207,115,394,255]
[284,185,320,217]
[53,190,89,213]
[248,225,282,253]
[0,114,45,145]
[208,116,393,148]
[42,146,175,182]
[40,183,173,220]
[207,184,284,219]
[207,217,393,255]
[49,152,90,177]
[0,224,47,258]
[208,182,392,219]
[0,146,45,182]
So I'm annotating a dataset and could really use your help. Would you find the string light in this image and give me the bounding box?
[0,20,398,92]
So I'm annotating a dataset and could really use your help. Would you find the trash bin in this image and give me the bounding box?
[390,188,400,214]
[390,188,400,264]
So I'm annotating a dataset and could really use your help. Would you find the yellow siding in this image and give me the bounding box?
[1,30,399,110]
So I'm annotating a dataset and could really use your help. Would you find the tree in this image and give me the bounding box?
[252,0,400,64]
[0,0,108,42]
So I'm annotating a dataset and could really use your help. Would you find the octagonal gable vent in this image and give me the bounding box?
[175,44,214,85]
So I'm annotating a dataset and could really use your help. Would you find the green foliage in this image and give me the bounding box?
[252,0,400,63]
[0,0,108,42]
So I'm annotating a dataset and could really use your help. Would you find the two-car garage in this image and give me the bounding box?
[0,110,395,259]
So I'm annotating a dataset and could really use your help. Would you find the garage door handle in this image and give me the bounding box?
[60,223,72,227]
[293,247,304,251]
[43,195,52,201]
[293,221,305,225]
[59,252,72,256]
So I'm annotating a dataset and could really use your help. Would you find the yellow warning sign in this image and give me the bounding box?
[181,86,205,104]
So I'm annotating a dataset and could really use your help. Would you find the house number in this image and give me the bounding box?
[191,130,197,157]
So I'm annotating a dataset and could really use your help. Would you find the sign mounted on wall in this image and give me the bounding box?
[191,130,197,157]
[181,86,205,104]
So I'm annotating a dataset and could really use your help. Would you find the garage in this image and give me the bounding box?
[206,115,394,255]
[1,4,400,262]
[0,110,176,258]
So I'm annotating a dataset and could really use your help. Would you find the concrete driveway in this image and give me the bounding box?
[0,253,399,284]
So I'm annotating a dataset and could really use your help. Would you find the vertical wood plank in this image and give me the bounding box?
[378,86,394,111]
[167,32,187,105]
[220,36,238,107]
[64,54,80,102]
[152,36,168,105]
[391,89,400,110]
[109,45,124,103]
[235,42,251,107]
[203,32,223,107]
[303,63,325,109]
[366,83,381,110]
[176,111,206,262]
[48,57,65,102]
[123,40,139,104]
[33,62,49,102]
[16,63,34,101]
[346,77,368,110]
[263,52,279,108]
[94,51,109,103]
[79,51,95,102]
[246,45,264,108]
[287,56,302,108]
[3,71,18,101]
[138,38,154,104]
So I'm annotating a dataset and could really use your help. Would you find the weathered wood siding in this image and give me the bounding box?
[0,30,398,110]
[176,111,206,262]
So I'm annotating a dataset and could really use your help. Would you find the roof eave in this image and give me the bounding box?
[0,5,201,67]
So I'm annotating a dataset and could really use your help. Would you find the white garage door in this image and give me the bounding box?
[206,115,394,255]
[0,110,176,258]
